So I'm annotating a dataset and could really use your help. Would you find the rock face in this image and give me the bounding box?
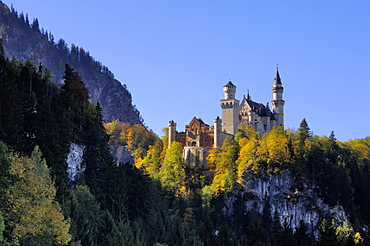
[225,171,348,237]
[110,145,133,165]
[0,3,142,125]
[66,143,85,188]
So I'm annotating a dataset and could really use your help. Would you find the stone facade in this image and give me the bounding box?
[168,68,285,166]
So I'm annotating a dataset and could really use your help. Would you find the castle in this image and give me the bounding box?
[168,68,285,166]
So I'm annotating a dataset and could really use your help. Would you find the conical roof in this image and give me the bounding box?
[273,68,282,85]
[224,80,236,87]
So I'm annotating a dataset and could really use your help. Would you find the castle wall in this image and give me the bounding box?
[175,132,186,146]
[184,146,212,167]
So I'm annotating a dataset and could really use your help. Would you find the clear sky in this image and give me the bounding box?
[5,1,370,141]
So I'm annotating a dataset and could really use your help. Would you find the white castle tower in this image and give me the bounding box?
[220,81,239,135]
[168,120,176,147]
[213,116,222,148]
[271,68,285,127]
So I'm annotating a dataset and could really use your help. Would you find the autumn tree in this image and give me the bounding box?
[135,139,164,179]
[210,137,239,194]
[258,126,291,174]
[104,120,157,161]
[159,141,186,195]
[4,146,71,245]
[237,123,259,140]
[236,137,259,183]
[206,147,221,174]
[104,119,131,145]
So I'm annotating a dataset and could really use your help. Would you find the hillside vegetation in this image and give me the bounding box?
[0,39,369,244]
[0,1,142,125]
[0,2,369,244]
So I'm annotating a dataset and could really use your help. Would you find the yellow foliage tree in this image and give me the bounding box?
[237,123,259,140]
[104,119,131,145]
[236,137,259,183]
[135,140,163,179]
[348,139,370,167]
[159,141,186,195]
[206,147,220,173]
[210,137,239,194]
[4,146,71,245]
[258,126,291,174]
[105,120,156,161]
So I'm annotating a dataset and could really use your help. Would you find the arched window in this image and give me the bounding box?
[192,141,196,147]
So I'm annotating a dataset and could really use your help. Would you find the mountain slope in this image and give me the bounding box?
[0,1,142,125]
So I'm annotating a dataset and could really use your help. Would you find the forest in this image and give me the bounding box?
[0,15,370,244]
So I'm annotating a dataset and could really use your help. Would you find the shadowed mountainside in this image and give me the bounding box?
[0,1,143,125]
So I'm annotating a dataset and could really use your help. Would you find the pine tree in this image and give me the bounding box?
[69,185,102,246]
[62,64,89,106]
[32,18,40,31]
[317,219,339,246]
[294,220,313,246]
[0,212,4,243]
[83,103,115,202]
[298,118,311,142]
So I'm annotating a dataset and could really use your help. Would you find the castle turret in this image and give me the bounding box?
[213,116,222,148]
[168,120,177,147]
[223,80,236,99]
[220,81,239,135]
[271,68,285,127]
[248,109,255,125]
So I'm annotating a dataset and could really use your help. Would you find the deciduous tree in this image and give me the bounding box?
[211,137,239,194]
[5,146,71,245]
[159,141,186,195]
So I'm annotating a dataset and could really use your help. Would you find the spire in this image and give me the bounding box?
[247,89,251,100]
[274,65,282,85]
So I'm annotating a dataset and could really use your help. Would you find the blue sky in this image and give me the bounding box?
[6,1,370,141]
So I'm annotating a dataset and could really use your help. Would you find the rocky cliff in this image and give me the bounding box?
[224,171,348,237]
[0,2,142,125]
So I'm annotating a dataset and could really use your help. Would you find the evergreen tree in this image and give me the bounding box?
[32,18,39,31]
[298,118,311,142]
[272,210,283,244]
[280,222,295,246]
[317,219,339,246]
[216,222,237,246]
[294,220,314,246]
[0,212,4,244]
[83,103,115,203]
[69,185,102,246]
